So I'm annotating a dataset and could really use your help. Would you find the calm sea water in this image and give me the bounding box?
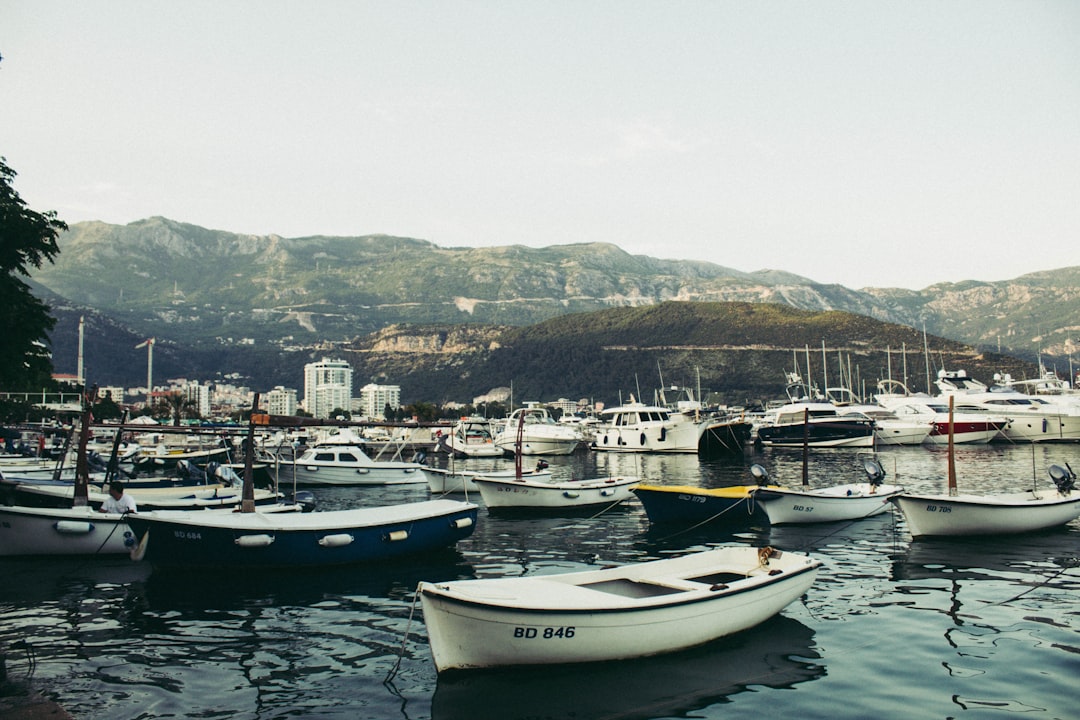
[2,443,1078,719]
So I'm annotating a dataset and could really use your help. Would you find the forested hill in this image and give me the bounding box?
[310,303,1030,406]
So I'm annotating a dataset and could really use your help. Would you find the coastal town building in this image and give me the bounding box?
[303,358,353,419]
[265,386,298,416]
[356,383,400,420]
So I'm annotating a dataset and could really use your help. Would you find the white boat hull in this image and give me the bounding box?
[426,468,552,494]
[0,505,138,556]
[419,546,820,672]
[753,483,904,524]
[890,491,1080,537]
[872,423,932,446]
[591,422,702,453]
[474,476,639,509]
[996,414,1080,443]
[492,436,580,456]
[288,462,430,486]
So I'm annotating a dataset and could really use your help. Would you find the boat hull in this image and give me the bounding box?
[756,419,874,448]
[697,420,753,454]
[752,484,904,524]
[287,462,431,486]
[995,414,1080,443]
[592,422,702,453]
[633,485,769,525]
[0,505,138,556]
[474,476,639,509]
[890,491,1080,537]
[492,436,580,456]
[426,468,552,494]
[124,499,478,567]
[419,546,820,672]
[924,421,1004,444]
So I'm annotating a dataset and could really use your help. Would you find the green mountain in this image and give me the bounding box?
[30,217,1073,405]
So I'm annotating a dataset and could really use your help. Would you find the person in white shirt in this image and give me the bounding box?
[99,481,137,514]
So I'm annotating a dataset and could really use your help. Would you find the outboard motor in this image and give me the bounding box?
[863,458,887,488]
[86,450,109,473]
[211,462,243,487]
[1048,463,1076,495]
[292,490,317,512]
[535,459,550,472]
[412,449,428,465]
[750,464,771,486]
[175,459,207,484]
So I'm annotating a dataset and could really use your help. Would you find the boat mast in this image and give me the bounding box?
[922,325,931,394]
[821,340,828,401]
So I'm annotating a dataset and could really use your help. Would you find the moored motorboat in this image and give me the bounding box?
[633,484,772,525]
[125,498,478,568]
[888,397,1080,537]
[288,443,431,485]
[426,464,552,494]
[0,504,140,556]
[750,458,904,524]
[591,401,706,453]
[439,417,504,458]
[755,402,875,448]
[492,407,581,456]
[473,474,639,510]
[124,397,479,568]
[418,545,821,672]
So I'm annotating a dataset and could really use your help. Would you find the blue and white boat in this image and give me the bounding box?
[125,498,478,568]
[124,400,479,568]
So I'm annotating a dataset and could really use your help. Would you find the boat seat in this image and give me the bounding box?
[683,571,749,586]
[579,578,690,598]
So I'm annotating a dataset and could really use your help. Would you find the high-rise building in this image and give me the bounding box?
[183,382,212,417]
[358,383,401,420]
[265,386,298,416]
[303,358,353,419]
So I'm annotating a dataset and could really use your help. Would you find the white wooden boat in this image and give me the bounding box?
[750,458,904,524]
[4,479,282,511]
[473,474,639,509]
[287,443,431,485]
[888,397,1080,537]
[890,482,1080,538]
[426,465,552,494]
[0,505,139,556]
[418,545,821,672]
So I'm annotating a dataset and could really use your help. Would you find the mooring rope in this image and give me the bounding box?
[384,582,422,684]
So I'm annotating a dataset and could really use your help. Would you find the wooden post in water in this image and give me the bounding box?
[242,393,260,513]
[801,407,810,487]
[947,395,957,497]
[72,386,97,508]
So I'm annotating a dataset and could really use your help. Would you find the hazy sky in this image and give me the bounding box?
[3,1,1079,290]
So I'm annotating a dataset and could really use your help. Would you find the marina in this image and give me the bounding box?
[1,442,1077,718]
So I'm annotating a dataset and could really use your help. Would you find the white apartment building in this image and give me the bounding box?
[303,358,353,419]
[183,382,212,417]
[265,386,298,416]
[357,383,400,420]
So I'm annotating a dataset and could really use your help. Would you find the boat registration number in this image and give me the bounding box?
[513,626,576,639]
[173,530,203,540]
[923,505,952,513]
[677,494,706,503]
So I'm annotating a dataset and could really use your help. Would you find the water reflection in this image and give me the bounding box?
[430,615,823,720]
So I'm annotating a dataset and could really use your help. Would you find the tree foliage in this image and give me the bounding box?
[0,157,67,389]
